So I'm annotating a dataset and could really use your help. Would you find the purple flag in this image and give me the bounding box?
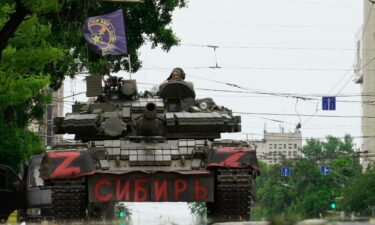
[83,9,127,56]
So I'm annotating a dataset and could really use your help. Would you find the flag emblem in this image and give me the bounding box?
[83,9,127,56]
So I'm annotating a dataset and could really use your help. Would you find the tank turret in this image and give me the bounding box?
[54,75,241,140]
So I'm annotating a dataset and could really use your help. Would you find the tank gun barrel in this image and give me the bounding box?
[143,102,157,120]
[136,102,162,136]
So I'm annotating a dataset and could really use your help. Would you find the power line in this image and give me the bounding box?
[233,132,371,141]
[300,3,375,126]
[174,20,358,29]
[236,111,365,119]
[137,79,374,101]
[183,66,358,72]
[182,43,365,51]
[276,0,361,10]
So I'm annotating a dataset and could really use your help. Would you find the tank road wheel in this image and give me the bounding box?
[208,168,254,222]
[51,178,87,220]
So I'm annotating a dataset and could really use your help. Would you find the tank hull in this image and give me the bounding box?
[40,77,260,221]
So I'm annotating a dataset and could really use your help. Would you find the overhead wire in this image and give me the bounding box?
[182,43,365,52]
[138,80,371,100]
[231,133,371,141]
[300,2,374,127]
[174,20,358,30]
[276,0,361,10]
[236,111,366,119]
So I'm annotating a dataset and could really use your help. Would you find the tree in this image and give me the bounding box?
[253,135,360,219]
[0,0,187,169]
[0,0,187,89]
[302,135,355,160]
[342,167,375,216]
[188,202,207,224]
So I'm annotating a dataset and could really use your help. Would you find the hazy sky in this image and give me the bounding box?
[65,0,364,145]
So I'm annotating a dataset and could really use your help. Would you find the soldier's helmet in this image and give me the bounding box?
[167,67,185,80]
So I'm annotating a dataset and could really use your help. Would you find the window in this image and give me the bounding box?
[284,144,287,149]
[47,122,53,146]
[46,104,53,121]
[28,166,44,188]
[294,144,297,149]
[278,144,282,149]
[7,170,19,190]
[274,144,277,149]
[269,144,273,149]
[0,168,6,189]
[288,151,291,156]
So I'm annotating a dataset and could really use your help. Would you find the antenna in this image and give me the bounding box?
[207,45,221,69]
[127,55,132,79]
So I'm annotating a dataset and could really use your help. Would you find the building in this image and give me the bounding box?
[251,130,303,165]
[28,85,64,147]
[354,0,375,169]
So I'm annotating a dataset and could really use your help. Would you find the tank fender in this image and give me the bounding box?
[206,147,260,175]
[40,151,96,180]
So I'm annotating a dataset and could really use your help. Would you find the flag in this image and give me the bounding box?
[83,9,127,56]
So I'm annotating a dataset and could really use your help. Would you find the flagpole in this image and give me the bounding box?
[128,55,132,79]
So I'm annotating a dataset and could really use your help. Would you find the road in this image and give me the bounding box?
[3,218,375,225]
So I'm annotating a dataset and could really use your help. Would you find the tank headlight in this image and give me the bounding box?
[199,101,208,110]
[26,208,41,216]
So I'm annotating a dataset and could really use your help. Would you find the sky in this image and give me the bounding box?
[65,0,364,147]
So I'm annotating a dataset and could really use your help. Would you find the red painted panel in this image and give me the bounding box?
[88,172,213,202]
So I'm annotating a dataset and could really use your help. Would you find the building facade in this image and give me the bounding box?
[29,85,64,147]
[354,0,375,169]
[251,130,303,165]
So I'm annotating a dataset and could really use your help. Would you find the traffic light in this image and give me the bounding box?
[330,201,336,209]
[118,206,125,218]
[330,195,336,209]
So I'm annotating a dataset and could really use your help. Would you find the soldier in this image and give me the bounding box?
[159,67,193,90]
[166,67,185,81]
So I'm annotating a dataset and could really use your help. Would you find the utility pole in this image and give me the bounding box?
[207,45,221,69]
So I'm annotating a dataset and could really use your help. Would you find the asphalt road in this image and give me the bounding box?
[2,219,375,225]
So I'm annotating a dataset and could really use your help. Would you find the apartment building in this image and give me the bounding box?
[251,130,303,165]
[29,85,64,147]
[354,0,375,169]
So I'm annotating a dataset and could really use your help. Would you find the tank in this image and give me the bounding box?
[39,75,260,221]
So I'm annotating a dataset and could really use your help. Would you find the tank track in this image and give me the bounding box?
[51,178,87,220]
[212,168,254,221]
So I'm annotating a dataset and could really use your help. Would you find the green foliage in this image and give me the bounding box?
[302,135,354,159]
[342,167,375,216]
[252,135,361,220]
[42,0,187,88]
[0,0,59,169]
[0,72,49,169]
[0,124,44,171]
[188,202,207,224]
[188,202,207,217]
[22,0,60,13]
[0,0,187,169]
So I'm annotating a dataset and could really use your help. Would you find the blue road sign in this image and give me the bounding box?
[322,97,336,110]
[320,165,330,175]
[281,167,291,177]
